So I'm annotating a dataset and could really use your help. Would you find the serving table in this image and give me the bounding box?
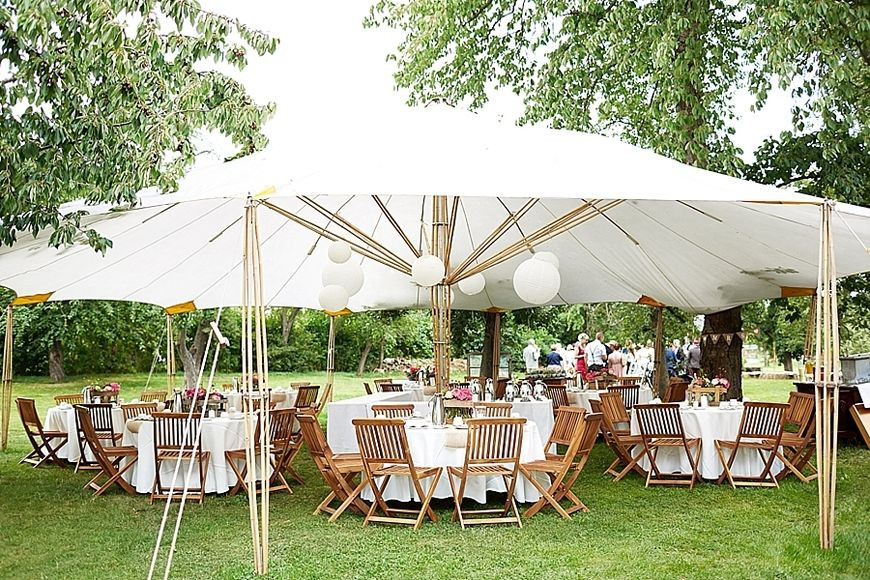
[360,421,548,504]
[629,404,784,480]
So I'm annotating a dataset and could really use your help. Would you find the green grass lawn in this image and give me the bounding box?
[0,373,867,579]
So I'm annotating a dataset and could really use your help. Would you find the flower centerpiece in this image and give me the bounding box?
[583,369,617,388]
[88,382,120,402]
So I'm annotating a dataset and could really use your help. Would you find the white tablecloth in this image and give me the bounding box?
[568,388,653,412]
[43,405,125,462]
[360,422,548,504]
[630,405,784,479]
[122,416,251,494]
[223,388,297,411]
[327,394,555,454]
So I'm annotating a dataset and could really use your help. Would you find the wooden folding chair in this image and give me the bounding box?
[373,378,394,388]
[140,391,168,403]
[471,402,512,418]
[447,417,526,529]
[54,393,84,405]
[74,403,122,472]
[298,414,369,521]
[378,383,405,393]
[290,381,311,388]
[607,384,640,409]
[635,403,702,488]
[295,385,320,410]
[226,408,296,496]
[75,406,138,496]
[363,382,373,395]
[776,392,817,482]
[663,380,688,402]
[313,383,333,419]
[121,402,158,421]
[545,384,570,417]
[371,404,415,419]
[522,411,602,518]
[353,418,442,530]
[17,398,68,467]
[617,376,641,386]
[150,413,211,504]
[715,402,788,488]
[598,393,646,481]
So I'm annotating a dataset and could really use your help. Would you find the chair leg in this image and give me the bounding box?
[521,468,570,520]
[414,469,442,530]
[327,476,368,523]
[225,453,247,496]
[715,442,737,488]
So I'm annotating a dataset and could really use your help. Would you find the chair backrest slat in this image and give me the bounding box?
[154,412,202,450]
[121,403,158,421]
[785,392,815,437]
[140,391,167,403]
[295,385,320,409]
[599,392,630,426]
[545,385,569,414]
[738,402,788,439]
[54,393,84,405]
[378,383,405,393]
[472,402,512,418]
[371,404,415,419]
[546,406,586,448]
[354,418,411,465]
[635,404,685,438]
[16,397,41,430]
[465,418,525,463]
[607,385,640,409]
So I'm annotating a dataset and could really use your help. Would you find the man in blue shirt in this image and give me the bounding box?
[545,345,563,369]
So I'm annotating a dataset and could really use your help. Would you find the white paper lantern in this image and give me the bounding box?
[513,257,561,305]
[534,251,560,269]
[318,284,349,312]
[322,261,364,296]
[411,254,445,287]
[327,240,352,264]
[457,272,486,295]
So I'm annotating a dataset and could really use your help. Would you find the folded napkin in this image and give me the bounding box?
[445,430,468,449]
[271,392,288,403]
[126,419,143,433]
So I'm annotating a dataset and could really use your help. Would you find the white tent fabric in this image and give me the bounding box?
[2,107,870,313]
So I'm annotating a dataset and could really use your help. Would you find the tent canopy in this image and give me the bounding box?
[2,106,870,314]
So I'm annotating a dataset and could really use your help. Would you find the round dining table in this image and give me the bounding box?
[43,404,125,463]
[121,414,254,495]
[629,404,785,480]
[360,421,549,504]
[568,387,654,412]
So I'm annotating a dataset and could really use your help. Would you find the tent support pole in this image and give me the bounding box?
[326,314,337,389]
[652,306,667,398]
[1,305,13,450]
[814,201,840,550]
[491,311,502,382]
[166,315,175,391]
[431,196,451,394]
[261,201,411,274]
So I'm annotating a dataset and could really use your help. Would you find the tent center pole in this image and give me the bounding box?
[1,305,13,450]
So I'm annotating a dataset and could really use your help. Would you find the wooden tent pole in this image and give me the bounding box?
[431,196,451,393]
[652,306,667,398]
[828,203,841,549]
[165,314,175,390]
[491,311,502,382]
[327,314,337,388]
[1,305,13,449]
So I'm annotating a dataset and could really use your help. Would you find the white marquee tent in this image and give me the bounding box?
[2,106,870,314]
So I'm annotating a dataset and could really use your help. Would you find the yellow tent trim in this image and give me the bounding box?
[324,308,352,317]
[254,185,277,199]
[781,287,816,298]
[165,301,197,315]
[637,295,666,308]
[11,292,54,306]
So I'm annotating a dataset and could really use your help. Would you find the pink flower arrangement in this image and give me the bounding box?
[107,382,121,393]
[711,376,731,390]
[452,387,473,401]
[184,386,207,399]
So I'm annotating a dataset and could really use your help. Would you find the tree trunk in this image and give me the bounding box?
[782,355,793,373]
[48,339,65,382]
[480,311,498,379]
[281,307,299,345]
[357,340,373,377]
[176,319,210,388]
[378,335,385,369]
[701,307,743,398]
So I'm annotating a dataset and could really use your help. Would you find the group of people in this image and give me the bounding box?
[523,334,658,382]
[523,334,703,382]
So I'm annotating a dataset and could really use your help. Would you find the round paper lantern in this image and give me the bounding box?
[534,251,560,269]
[513,257,561,305]
[457,273,486,295]
[318,284,349,312]
[327,240,352,264]
[322,261,364,296]
[411,254,445,287]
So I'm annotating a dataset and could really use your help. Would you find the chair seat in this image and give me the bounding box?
[778,433,810,447]
[615,434,644,444]
[521,459,566,473]
[544,452,567,462]
[41,430,68,438]
[333,453,361,462]
[157,450,210,460]
[373,464,440,479]
[717,438,774,449]
[650,437,700,447]
[102,445,138,457]
[448,464,514,477]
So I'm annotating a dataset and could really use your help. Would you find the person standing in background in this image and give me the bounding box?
[608,341,625,376]
[575,334,589,380]
[586,332,607,372]
[545,344,563,370]
[523,339,540,372]
[687,337,702,377]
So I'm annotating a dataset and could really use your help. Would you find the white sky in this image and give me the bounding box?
[204,1,795,163]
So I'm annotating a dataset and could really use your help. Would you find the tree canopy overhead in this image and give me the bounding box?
[0,0,278,252]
